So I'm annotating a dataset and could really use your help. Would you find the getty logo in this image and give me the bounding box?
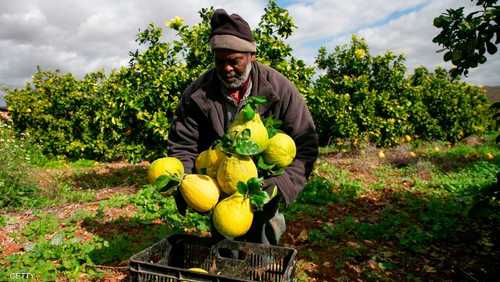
[10,273,33,280]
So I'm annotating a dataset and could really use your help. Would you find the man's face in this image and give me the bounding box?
[214,49,255,89]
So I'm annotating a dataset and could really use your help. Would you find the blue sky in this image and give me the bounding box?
[1,0,499,107]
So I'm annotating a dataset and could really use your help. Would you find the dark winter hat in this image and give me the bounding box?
[209,9,256,52]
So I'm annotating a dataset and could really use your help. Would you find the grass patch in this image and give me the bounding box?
[0,122,49,209]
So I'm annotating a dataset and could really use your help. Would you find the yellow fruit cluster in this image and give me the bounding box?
[146,109,297,239]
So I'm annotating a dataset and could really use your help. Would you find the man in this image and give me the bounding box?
[167,8,318,245]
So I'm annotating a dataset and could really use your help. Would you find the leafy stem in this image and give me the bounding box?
[236,177,270,211]
[152,174,181,194]
[218,129,260,156]
[241,96,270,122]
[263,115,282,138]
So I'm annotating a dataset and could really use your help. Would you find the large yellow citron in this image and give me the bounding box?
[228,112,269,153]
[195,146,225,178]
[212,193,253,239]
[263,132,296,167]
[180,174,220,213]
[147,157,184,184]
[217,155,257,194]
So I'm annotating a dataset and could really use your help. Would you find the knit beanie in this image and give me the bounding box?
[209,9,256,52]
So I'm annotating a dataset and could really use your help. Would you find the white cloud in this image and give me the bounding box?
[286,0,500,85]
[287,0,427,43]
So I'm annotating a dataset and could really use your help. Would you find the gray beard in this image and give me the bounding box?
[217,62,252,90]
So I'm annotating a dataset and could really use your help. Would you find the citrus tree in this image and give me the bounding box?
[433,0,499,77]
[306,36,490,146]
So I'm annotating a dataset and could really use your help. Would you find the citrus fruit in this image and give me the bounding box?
[147,157,184,184]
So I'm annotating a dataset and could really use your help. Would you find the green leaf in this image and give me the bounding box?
[257,155,276,170]
[250,191,270,211]
[247,177,263,194]
[246,96,269,108]
[264,116,282,138]
[153,175,180,192]
[242,104,256,121]
[218,134,234,153]
[443,51,452,62]
[486,41,497,54]
[234,139,260,156]
[237,181,248,195]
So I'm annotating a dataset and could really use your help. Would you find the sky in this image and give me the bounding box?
[1,0,499,107]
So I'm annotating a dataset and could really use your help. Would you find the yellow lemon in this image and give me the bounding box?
[147,157,184,184]
[228,112,269,153]
[404,135,412,142]
[213,193,253,239]
[217,155,257,194]
[378,150,385,159]
[180,174,220,213]
[486,152,494,160]
[263,132,296,167]
[187,267,208,273]
[355,48,366,59]
[195,146,225,178]
[409,151,417,158]
[165,16,184,29]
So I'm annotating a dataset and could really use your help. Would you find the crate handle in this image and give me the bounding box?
[216,247,248,261]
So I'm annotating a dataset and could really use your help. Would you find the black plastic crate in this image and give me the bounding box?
[129,234,297,282]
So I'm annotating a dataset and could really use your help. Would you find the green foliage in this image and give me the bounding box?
[0,121,47,209]
[307,36,490,146]
[310,36,411,146]
[0,121,98,210]
[1,213,107,281]
[22,214,60,240]
[407,67,489,142]
[0,215,7,228]
[433,0,499,77]
[254,0,315,95]
[132,185,210,231]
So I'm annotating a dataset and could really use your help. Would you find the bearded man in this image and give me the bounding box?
[167,8,318,245]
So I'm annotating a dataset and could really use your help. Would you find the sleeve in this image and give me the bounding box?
[264,84,319,206]
[166,93,202,174]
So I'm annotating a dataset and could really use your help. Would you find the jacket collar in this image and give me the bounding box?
[250,61,280,106]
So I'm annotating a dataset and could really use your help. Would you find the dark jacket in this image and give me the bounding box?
[167,61,319,205]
